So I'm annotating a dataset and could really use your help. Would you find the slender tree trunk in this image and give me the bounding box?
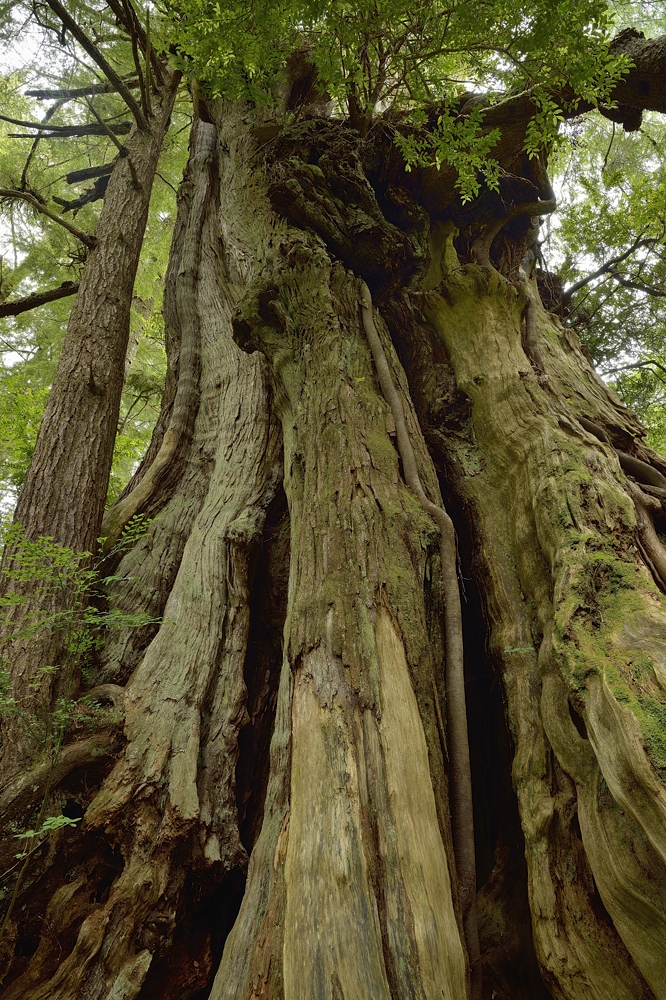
[11,68,180,556]
[0,69,181,779]
[2,99,666,1000]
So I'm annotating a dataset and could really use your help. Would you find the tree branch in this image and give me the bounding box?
[562,237,654,305]
[84,97,140,188]
[607,264,666,298]
[1,113,132,137]
[0,282,79,318]
[20,99,66,191]
[43,0,148,130]
[603,358,666,379]
[25,78,140,100]
[0,188,96,248]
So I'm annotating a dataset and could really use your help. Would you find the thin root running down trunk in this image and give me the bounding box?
[360,280,481,998]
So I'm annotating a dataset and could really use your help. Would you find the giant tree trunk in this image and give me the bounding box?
[1,97,666,1000]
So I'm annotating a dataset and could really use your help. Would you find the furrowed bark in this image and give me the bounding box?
[8,69,179,556]
[360,280,481,997]
[397,246,666,999]
[0,116,282,999]
[5,36,666,1000]
[212,164,466,992]
[0,67,181,779]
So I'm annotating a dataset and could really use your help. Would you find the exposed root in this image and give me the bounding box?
[0,732,121,827]
[617,451,666,490]
[626,480,666,589]
[471,197,556,269]
[359,280,481,1000]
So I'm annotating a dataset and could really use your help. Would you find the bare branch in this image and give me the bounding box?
[1,113,132,137]
[84,98,140,189]
[43,0,148,130]
[607,264,666,298]
[20,99,66,191]
[25,78,140,100]
[603,358,666,379]
[0,188,96,248]
[0,282,79,319]
[562,237,655,305]
[66,163,116,184]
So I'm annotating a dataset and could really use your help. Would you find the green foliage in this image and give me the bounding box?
[167,0,632,168]
[0,519,160,750]
[15,813,82,842]
[394,107,502,203]
[547,109,666,449]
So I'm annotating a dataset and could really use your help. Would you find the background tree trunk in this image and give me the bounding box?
[0,67,181,784]
[2,95,666,1000]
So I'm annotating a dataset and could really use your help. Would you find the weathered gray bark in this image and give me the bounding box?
[3,66,666,1000]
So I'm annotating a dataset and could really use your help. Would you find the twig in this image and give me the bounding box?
[43,0,148,130]
[0,188,96,248]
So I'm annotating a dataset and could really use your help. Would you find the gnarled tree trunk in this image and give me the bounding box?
[2,85,666,1000]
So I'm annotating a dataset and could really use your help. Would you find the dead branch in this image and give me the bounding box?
[43,0,148,130]
[0,282,79,319]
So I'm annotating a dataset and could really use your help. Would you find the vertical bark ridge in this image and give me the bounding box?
[0,116,281,1000]
[412,258,666,999]
[359,281,480,997]
[99,117,212,551]
[219,239,466,1000]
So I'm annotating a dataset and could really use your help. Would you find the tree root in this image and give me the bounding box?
[0,730,121,826]
[626,481,666,590]
[359,280,481,1000]
[617,451,666,490]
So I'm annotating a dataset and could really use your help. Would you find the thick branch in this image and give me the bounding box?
[43,0,148,129]
[66,163,116,184]
[0,188,96,247]
[0,282,79,318]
